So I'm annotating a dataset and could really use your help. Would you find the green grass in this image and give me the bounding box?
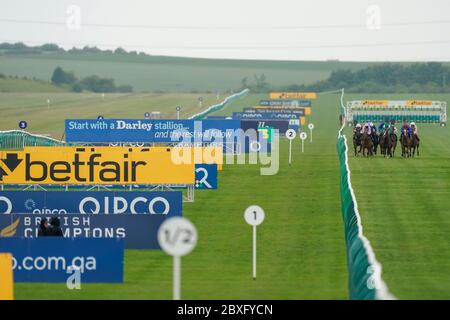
[0,53,384,92]
[6,91,450,299]
[12,93,349,299]
[0,92,221,137]
[345,93,450,299]
[0,78,66,93]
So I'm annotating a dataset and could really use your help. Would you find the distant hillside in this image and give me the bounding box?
[0,42,380,92]
[2,42,449,93]
[0,77,67,93]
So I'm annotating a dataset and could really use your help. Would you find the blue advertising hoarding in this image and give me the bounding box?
[240,120,293,134]
[243,107,305,116]
[65,119,241,143]
[259,99,311,107]
[195,164,217,189]
[0,191,182,215]
[233,112,302,120]
[0,237,124,282]
[0,213,180,249]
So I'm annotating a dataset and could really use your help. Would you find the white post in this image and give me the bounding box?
[253,225,257,280]
[285,129,296,165]
[289,139,292,165]
[244,205,265,281]
[173,256,181,300]
[310,130,313,143]
[300,132,307,153]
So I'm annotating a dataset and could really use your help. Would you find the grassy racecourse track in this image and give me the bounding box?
[5,92,450,299]
[12,93,349,299]
[345,93,450,299]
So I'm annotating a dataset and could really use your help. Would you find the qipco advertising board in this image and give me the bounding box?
[0,191,182,215]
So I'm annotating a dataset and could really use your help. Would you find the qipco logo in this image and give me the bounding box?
[79,196,171,214]
[0,196,13,214]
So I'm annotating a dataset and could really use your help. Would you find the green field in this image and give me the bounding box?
[344,93,450,299]
[10,93,349,299]
[0,53,381,92]
[0,92,220,138]
[3,91,450,299]
[0,78,67,93]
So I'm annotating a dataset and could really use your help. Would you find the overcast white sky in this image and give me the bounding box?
[1,0,450,61]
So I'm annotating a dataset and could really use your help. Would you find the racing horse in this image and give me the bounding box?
[371,130,379,155]
[379,128,392,157]
[411,133,420,157]
[353,127,362,156]
[390,130,398,157]
[400,132,412,158]
[361,132,374,157]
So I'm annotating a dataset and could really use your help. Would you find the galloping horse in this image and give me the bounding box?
[371,130,379,155]
[411,134,420,157]
[390,131,398,157]
[400,133,412,158]
[361,132,374,157]
[379,128,392,157]
[353,127,362,156]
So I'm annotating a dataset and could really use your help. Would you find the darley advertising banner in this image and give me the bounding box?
[0,191,182,215]
[65,119,241,143]
[0,212,181,249]
[0,146,195,185]
[0,237,124,282]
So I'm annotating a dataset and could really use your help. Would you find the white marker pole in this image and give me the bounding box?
[308,123,315,143]
[285,129,296,165]
[176,106,181,120]
[300,132,307,153]
[158,217,197,301]
[244,205,265,280]
[252,224,257,279]
[173,256,181,300]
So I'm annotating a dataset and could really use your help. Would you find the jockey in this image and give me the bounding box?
[389,124,398,136]
[410,122,420,141]
[401,122,412,138]
[354,123,362,133]
[369,122,377,134]
[362,122,371,134]
[378,121,389,132]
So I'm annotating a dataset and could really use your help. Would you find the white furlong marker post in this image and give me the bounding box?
[299,132,307,153]
[244,205,265,280]
[158,217,197,300]
[308,123,315,143]
[285,128,297,165]
[176,105,181,120]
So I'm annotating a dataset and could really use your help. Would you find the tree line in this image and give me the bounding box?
[51,67,133,93]
[276,62,450,93]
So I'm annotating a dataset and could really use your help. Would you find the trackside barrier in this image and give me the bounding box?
[189,88,249,120]
[337,89,395,300]
[0,130,65,149]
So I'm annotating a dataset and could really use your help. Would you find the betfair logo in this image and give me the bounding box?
[0,153,23,181]
[0,146,195,185]
[25,149,146,183]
